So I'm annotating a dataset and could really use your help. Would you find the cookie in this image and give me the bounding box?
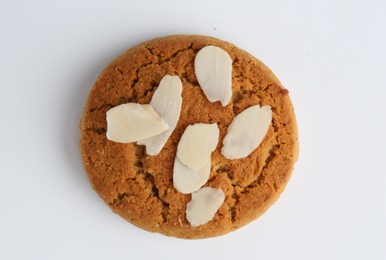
[80,35,298,239]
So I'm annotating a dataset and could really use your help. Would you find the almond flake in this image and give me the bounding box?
[186,187,225,227]
[176,123,219,170]
[173,157,211,194]
[221,105,272,159]
[137,75,183,155]
[106,103,169,143]
[194,46,232,106]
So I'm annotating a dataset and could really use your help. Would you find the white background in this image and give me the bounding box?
[1,0,385,259]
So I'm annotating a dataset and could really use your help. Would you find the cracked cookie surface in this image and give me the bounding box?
[80,35,298,239]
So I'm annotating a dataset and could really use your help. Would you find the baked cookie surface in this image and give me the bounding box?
[80,35,298,239]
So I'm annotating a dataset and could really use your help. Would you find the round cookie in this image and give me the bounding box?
[80,35,298,239]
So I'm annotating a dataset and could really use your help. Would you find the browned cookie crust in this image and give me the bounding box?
[80,35,298,239]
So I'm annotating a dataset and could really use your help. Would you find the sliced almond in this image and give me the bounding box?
[221,105,272,159]
[176,123,219,170]
[137,75,183,155]
[194,46,232,106]
[106,103,169,143]
[173,157,211,194]
[186,187,225,227]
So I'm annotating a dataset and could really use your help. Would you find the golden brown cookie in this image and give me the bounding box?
[80,35,298,239]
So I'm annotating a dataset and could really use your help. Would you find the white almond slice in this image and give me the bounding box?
[173,157,211,194]
[177,123,219,170]
[186,187,225,227]
[106,103,169,143]
[194,46,232,106]
[137,75,183,155]
[221,105,272,159]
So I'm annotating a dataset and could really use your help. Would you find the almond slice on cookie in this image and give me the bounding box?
[194,46,232,106]
[106,103,169,143]
[138,75,183,155]
[173,157,211,194]
[186,187,225,226]
[176,123,219,170]
[221,105,272,159]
